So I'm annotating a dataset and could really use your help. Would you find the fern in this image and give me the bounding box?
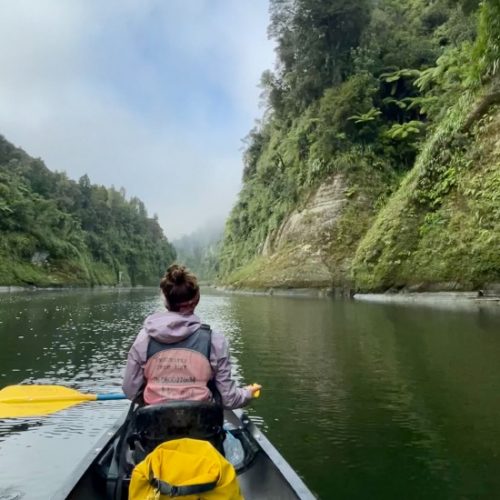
[348,108,382,123]
[384,121,426,140]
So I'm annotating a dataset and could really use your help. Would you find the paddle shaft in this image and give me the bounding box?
[96,393,127,401]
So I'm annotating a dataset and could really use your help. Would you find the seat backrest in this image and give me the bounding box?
[132,401,224,453]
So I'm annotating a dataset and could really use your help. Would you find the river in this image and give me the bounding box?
[0,288,499,499]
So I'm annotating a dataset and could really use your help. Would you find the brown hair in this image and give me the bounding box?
[160,264,199,312]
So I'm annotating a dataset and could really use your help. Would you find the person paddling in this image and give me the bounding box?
[122,264,261,408]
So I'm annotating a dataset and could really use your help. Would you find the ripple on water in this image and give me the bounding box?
[0,290,156,498]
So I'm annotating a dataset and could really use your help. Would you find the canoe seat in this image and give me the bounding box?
[128,401,224,456]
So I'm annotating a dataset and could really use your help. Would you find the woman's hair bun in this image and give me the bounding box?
[160,263,199,312]
[167,264,186,285]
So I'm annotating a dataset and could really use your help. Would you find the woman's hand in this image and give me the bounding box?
[246,383,262,398]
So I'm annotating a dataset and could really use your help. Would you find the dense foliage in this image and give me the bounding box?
[0,137,175,286]
[352,0,500,290]
[219,0,500,291]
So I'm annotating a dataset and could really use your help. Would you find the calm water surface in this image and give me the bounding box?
[0,288,499,499]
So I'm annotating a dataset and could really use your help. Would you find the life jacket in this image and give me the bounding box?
[143,324,214,405]
[129,437,243,500]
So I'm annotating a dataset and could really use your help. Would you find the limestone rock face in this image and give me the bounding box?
[31,251,49,266]
[264,174,347,256]
[257,174,348,288]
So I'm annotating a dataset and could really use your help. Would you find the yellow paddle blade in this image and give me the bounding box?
[0,385,96,419]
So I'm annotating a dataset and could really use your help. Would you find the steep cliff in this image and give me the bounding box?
[224,163,395,291]
[218,0,499,293]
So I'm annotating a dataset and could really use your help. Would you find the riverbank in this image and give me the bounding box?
[4,282,499,309]
[0,286,31,293]
[354,291,500,307]
[0,285,153,294]
[213,285,335,298]
[213,284,500,306]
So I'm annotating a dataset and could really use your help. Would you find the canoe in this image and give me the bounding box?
[62,404,316,499]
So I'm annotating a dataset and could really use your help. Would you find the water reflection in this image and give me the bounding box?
[0,289,499,499]
[215,293,500,499]
[0,419,42,443]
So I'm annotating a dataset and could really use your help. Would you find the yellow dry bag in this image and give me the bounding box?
[129,437,244,500]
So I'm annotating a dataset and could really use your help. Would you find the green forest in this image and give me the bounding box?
[0,137,175,287]
[218,0,500,293]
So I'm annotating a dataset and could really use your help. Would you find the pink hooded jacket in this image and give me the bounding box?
[122,310,252,409]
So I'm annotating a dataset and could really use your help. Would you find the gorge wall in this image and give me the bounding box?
[218,0,500,294]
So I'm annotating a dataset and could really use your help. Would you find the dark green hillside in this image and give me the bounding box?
[218,0,500,292]
[0,136,175,287]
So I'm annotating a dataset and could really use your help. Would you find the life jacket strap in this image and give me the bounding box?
[150,476,218,497]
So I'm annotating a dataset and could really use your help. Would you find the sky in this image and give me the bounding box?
[0,0,275,239]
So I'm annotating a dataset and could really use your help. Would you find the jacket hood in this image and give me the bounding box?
[143,311,201,343]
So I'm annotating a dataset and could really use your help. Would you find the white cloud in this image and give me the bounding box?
[0,0,274,239]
